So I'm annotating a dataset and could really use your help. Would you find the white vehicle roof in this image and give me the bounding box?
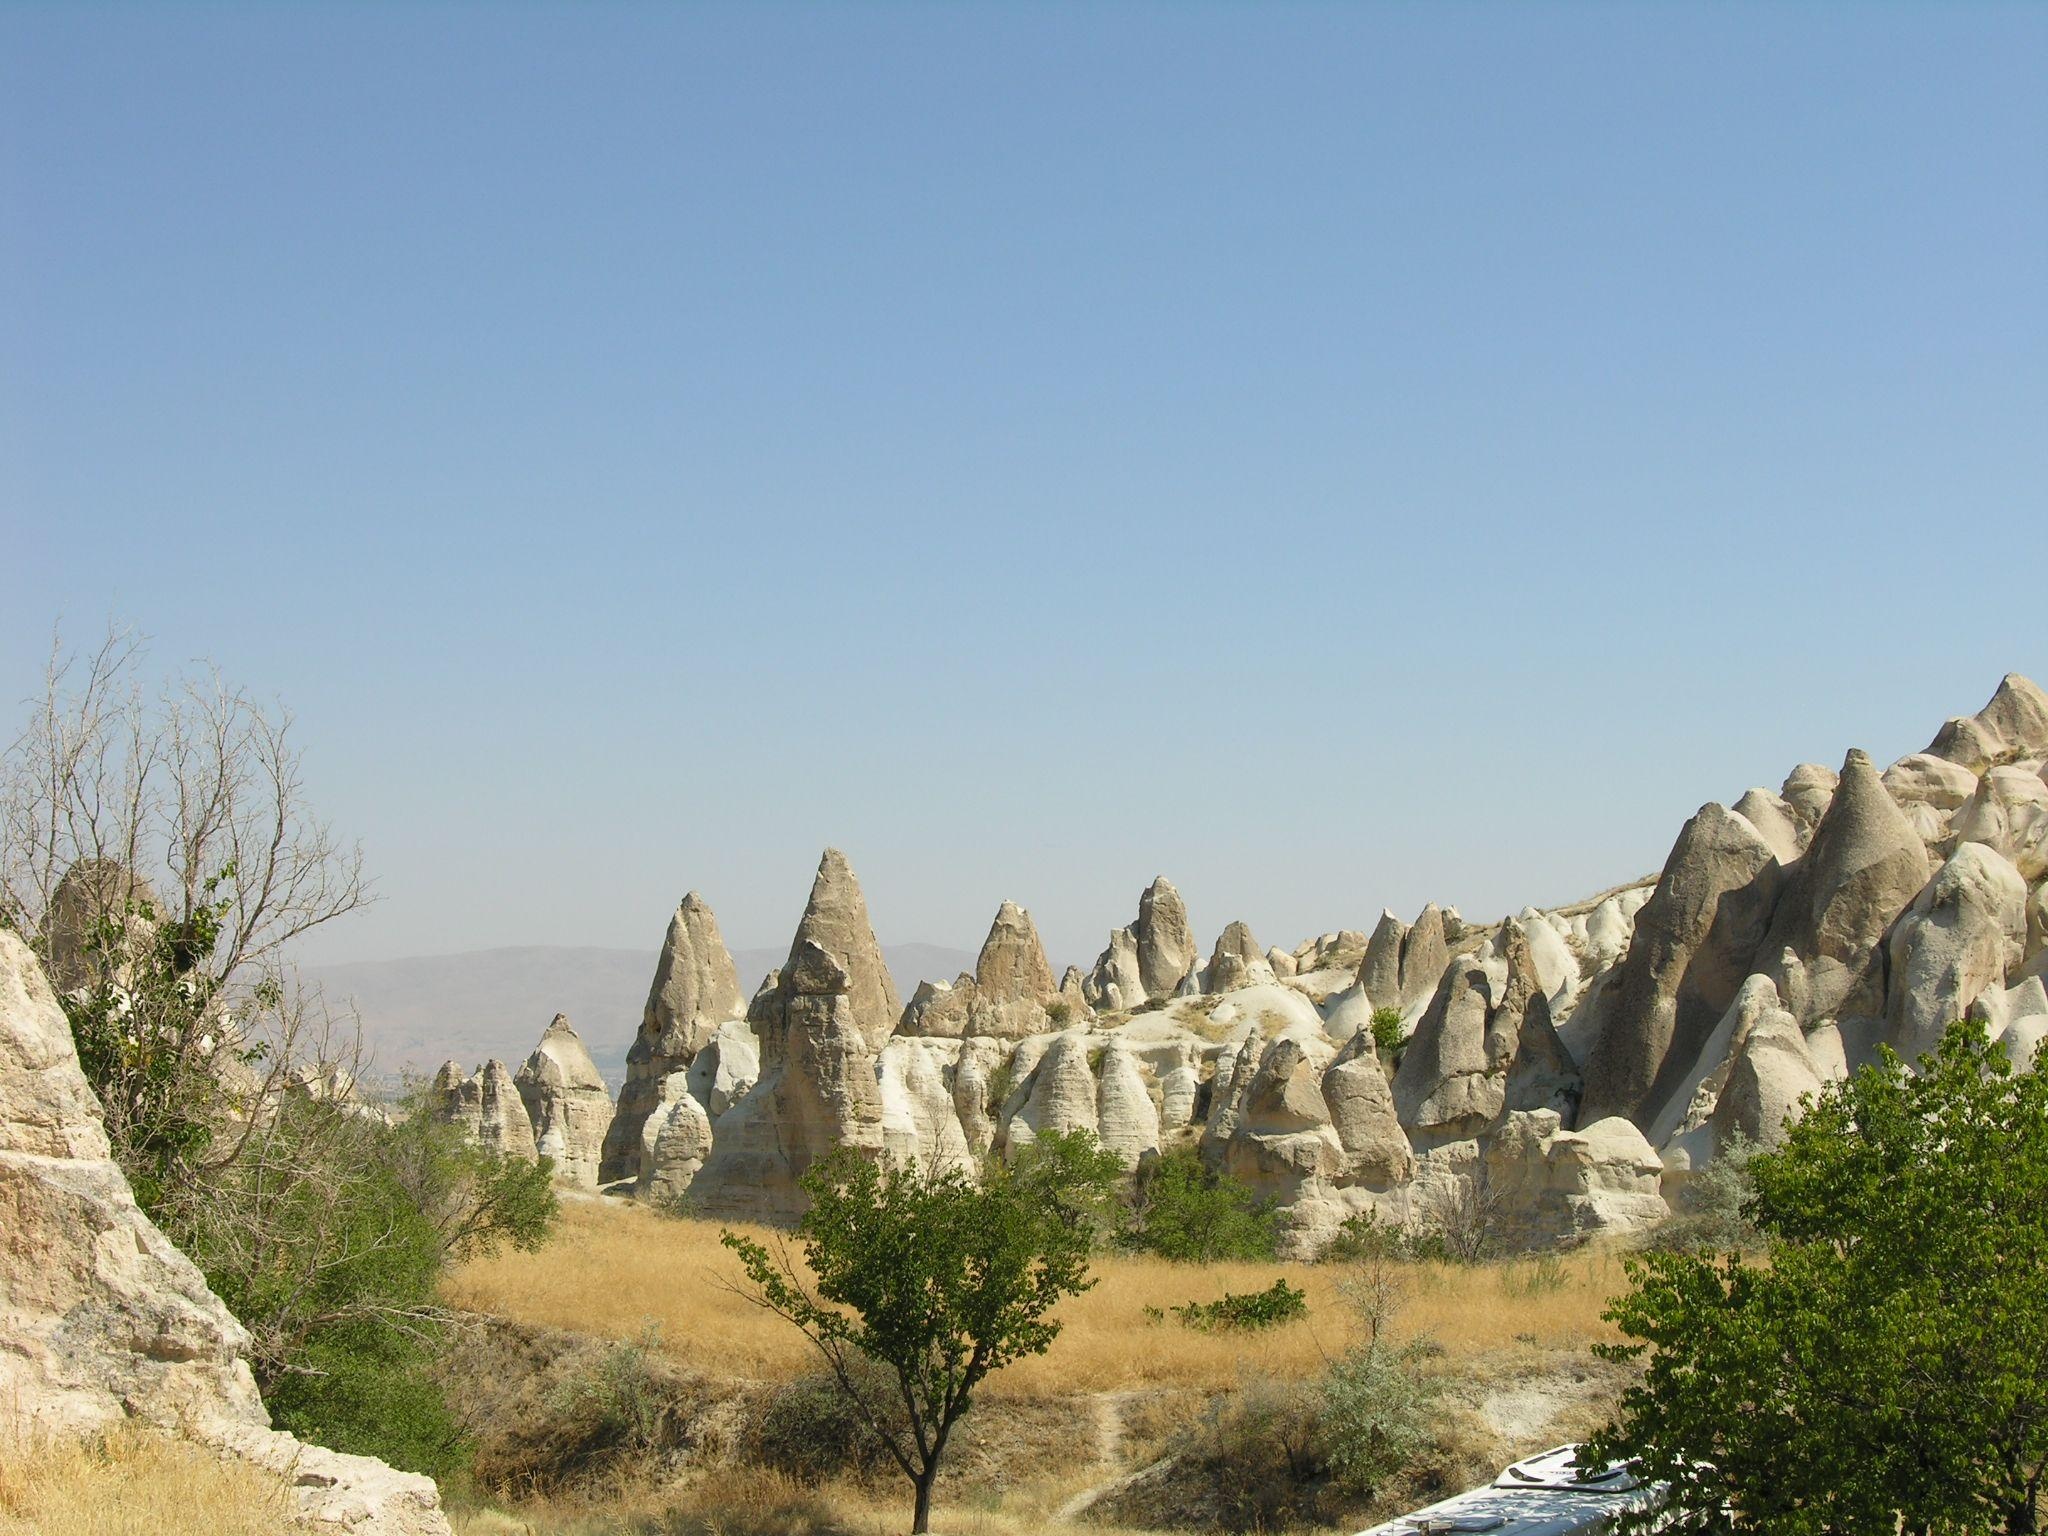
[1352,1444,1661,1536]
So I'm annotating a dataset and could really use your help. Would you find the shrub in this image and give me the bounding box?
[750,1367,903,1487]
[1322,1336,1440,1501]
[1168,1280,1308,1333]
[1318,1210,1406,1264]
[1369,1005,1406,1059]
[1646,1129,1763,1254]
[1124,1148,1278,1262]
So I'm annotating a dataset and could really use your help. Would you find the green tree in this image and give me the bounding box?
[1125,1146,1278,1262]
[1369,1005,1407,1060]
[1585,1020,2048,1534]
[722,1145,1107,1534]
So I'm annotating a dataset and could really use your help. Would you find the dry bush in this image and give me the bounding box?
[449,1201,1630,1398]
[0,1425,291,1536]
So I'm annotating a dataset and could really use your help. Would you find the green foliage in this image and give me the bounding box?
[752,1365,905,1486]
[722,1144,1101,1533]
[1165,1279,1308,1333]
[1586,1020,2048,1535]
[1124,1147,1279,1263]
[1646,1129,1763,1255]
[1001,1127,1126,1246]
[1369,1005,1407,1059]
[1321,1332,1440,1500]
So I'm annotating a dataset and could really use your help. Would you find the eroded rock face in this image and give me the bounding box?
[1885,842,2028,1063]
[1082,927,1146,1013]
[1391,956,1505,1144]
[1579,802,1783,1128]
[1947,768,2048,882]
[431,1058,538,1161]
[1322,1036,1411,1187]
[1765,749,1931,1028]
[1202,920,1273,994]
[599,892,743,1185]
[1484,1111,1668,1250]
[1136,878,1199,999]
[0,929,453,1535]
[1924,673,2048,773]
[515,1015,613,1188]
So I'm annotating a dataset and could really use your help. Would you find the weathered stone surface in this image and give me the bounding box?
[431,1058,538,1161]
[1947,767,2048,881]
[1391,955,1506,1144]
[1883,753,1980,815]
[1924,673,2048,773]
[976,901,1055,1004]
[1486,1111,1669,1249]
[1502,983,1580,1122]
[1579,802,1783,1127]
[1082,927,1146,1013]
[1780,762,1838,832]
[1094,1035,1161,1167]
[1359,910,1406,1005]
[1398,904,1451,1009]
[1136,877,1198,1000]
[1005,1030,1099,1153]
[1732,787,1805,864]
[1267,946,1299,979]
[1765,750,1932,1027]
[0,929,453,1535]
[1322,1036,1411,1186]
[638,1072,712,1204]
[898,975,975,1038]
[778,849,903,1054]
[1884,842,2028,1062]
[39,860,161,993]
[920,901,1064,1039]
[599,892,743,1184]
[1709,1006,1824,1151]
[1202,920,1273,994]
[878,1037,972,1175]
[1645,972,1794,1149]
[1224,1037,1343,1207]
[515,1015,613,1188]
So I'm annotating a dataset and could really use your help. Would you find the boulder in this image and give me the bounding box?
[1764,749,1932,1027]
[1884,842,2028,1062]
[1924,672,2048,773]
[1883,753,1980,815]
[1578,802,1783,1127]
[0,928,453,1535]
[599,892,744,1184]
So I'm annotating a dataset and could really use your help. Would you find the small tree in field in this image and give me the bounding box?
[722,1133,1116,1534]
[1585,1019,2048,1535]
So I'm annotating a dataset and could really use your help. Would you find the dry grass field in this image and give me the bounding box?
[447,1197,1633,1398]
[0,1425,292,1536]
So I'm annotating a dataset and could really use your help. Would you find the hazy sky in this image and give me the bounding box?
[4,3,2043,975]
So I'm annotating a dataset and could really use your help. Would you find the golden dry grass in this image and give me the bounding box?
[0,1423,292,1536]
[447,1199,1630,1398]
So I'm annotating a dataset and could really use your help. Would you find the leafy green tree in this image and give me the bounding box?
[1125,1146,1278,1262]
[1003,1126,1127,1244]
[722,1146,1105,1534]
[1586,1020,2048,1535]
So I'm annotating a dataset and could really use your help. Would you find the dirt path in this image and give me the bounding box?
[1054,1390,1145,1524]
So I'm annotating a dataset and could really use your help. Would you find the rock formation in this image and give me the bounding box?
[599,892,743,1184]
[899,901,1067,1039]
[1202,920,1273,994]
[514,1014,613,1188]
[1884,842,2028,1062]
[1923,672,2048,773]
[0,929,452,1535]
[430,1057,537,1160]
[1084,877,1196,1009]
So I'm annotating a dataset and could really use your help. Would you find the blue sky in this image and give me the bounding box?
[4,3,2043,973]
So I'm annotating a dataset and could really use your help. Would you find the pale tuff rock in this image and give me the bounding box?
[1200,1034,1259,1157]
[431,1058,538,1161]
[1391,956,1507,1145]
[1780,762,1839,832]
[1319,978,1378,1046]
[1004,1030,1099,1154]
[1500,920,1581,1121]
[684,1019,760,1120]
[1924,672,2048,773]
[951,1036,1008,1155]
[772,941,887,1167]
[1398,904,1452,1010]
[1708,1007,1824,1152]
[879,1037,973,1175]
[1581,893,1639,969]
[898,975,974,1039]
[1322,1036,1412,1186]
[1884,842,2028,1063]
[1731,788,1806,865]
[776,849,903,1053]
[1359,910,1406,1005]
[1057,965,1092,1011]
[1645,973,1794,1150]
[2029,882,2048,970]
[1946,766,2048,881]
[1883,753,1981,815]
[977,900,1055,1001]
[0,930,453,1536]
[1579,802,1783,1128]
[1267,946,1300,980]
[638,1073,712,1204]
[515,1015,613,1189]
[1202,920,1274,994]
[1975,976,2048,1071]
[1222,1038,1344,1208]
[1136,877,1199,999]
[1483,1111,1668,1250]
[1294,929,1370,977]
[1764,749,1932,1028]
[1082,927,1146,1013]
[599,892,743,1185]
[1094,1035,1162,1167]
[903,901,1065,1040]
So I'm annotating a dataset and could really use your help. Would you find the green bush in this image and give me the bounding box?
[1646,1130,1763,1255]
[1124,1148,1278,1262]
[751,1366,904,1486]
[1167,1280,1308,1333]
[1369,1005,1406,1059]
[1321,1332,1441,1501]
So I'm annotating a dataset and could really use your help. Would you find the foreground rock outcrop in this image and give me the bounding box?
[553,675,2048,1255]
[0,929,452,1534]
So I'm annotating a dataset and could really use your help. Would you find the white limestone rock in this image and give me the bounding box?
[1884,842,2028,1063]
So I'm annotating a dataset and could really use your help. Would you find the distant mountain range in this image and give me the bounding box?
[303,942,976,1090]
